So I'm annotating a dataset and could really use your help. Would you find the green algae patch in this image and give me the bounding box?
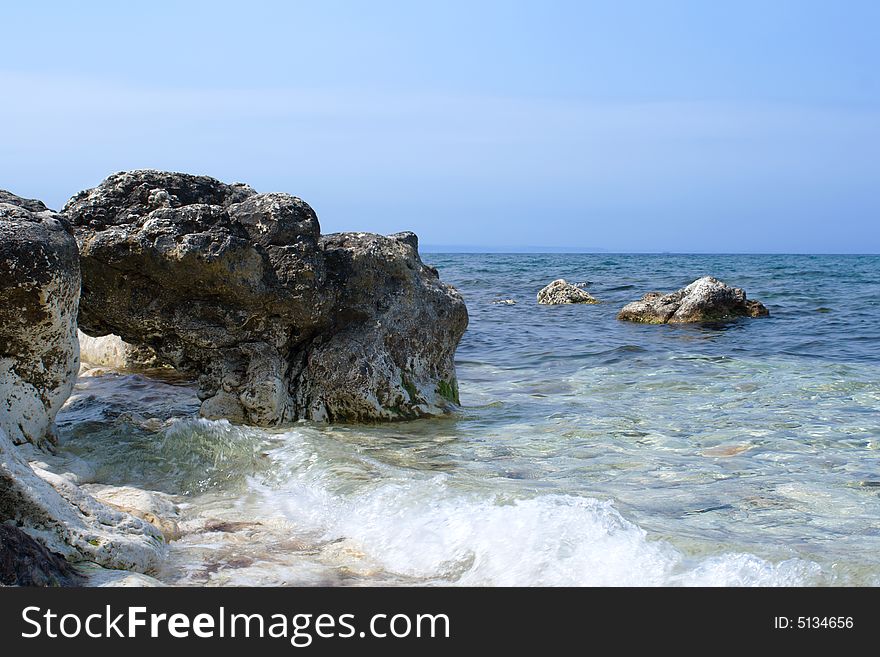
[437,379,459,405]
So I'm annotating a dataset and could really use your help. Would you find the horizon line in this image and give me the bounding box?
[420,247,880,256]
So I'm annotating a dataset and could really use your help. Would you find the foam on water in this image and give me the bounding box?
[241,428,822,586]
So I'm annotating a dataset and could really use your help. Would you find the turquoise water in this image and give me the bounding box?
[58,254,880,585]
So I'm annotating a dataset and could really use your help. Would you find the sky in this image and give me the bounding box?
[1,0,878,253]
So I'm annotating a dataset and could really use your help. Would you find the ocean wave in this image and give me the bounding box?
[249,434,821,586]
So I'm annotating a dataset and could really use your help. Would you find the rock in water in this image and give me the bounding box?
[0,191,81,449]
[65,170,468,424]
[617,276,769,324]
[537,279,598,305]
[0,523,84,586]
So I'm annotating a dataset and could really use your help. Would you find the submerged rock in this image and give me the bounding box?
[617,276,769,324]
[537,279,598,305]
[0,191,80,449]
[65,170,468,424]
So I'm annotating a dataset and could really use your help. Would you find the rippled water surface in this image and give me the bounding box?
[57,254,880,585]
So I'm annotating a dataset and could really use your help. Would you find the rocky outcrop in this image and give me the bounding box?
[1,189,164,577]
[78,330,160,370]
[65,170,468,425]
[0,523,84,586]
[537,279,598,305]
[1,425,165,573]
[0,191,80,449]
[617,276,769,324]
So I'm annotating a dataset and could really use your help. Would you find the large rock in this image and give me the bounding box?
[617,276,769,324]
[0,191,80,449]
[65,170,468,424]
[537,279,598,305]
[1,189,164,577]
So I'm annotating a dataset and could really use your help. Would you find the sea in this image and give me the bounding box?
[56,254,880,586]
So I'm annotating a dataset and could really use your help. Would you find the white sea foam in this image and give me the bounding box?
[244,429,822,587]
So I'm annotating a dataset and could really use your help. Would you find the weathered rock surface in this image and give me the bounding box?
[0,191,80,449]
[0,523,84,586]
[537,279,598,305]
[617,276,769,324]
[78,330,160,369]
[81,484,181,542]
[66,170,468,424]
[1,425,165,573]
[1,189,165,577]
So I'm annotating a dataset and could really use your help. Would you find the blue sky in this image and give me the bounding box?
[2,1,878,252]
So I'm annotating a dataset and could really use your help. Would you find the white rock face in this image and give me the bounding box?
[0,191,81,449]
[1,189,164,576]
[78,330,159,369]
[0,425,165,572]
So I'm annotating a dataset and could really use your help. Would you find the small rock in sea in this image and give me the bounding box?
[617,276,769,323]
[537,279,599,305]
[815,307,832,313]
[492,299,517,305]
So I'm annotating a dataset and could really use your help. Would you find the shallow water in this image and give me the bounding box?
[56,254,880,586]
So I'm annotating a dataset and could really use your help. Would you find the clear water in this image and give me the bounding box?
[56,254,880,586]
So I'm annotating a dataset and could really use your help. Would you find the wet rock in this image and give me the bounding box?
[492,299,516,305]
[0,191,80,449]
[299,231,467,420]
[77,564,166,587]
[81,484,181,541]
[1,425,165,573]
[66,170,468,425]
[0,523,84,586]
[1,190,165,577]
[617,276,769,324]
[537,279,598,305]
